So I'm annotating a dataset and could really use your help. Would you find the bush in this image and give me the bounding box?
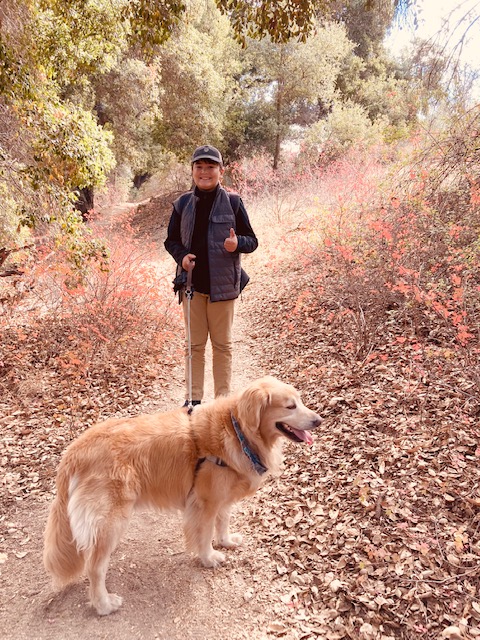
[0,216,181,405]
[301,100,387,164]
[287,110,480,358]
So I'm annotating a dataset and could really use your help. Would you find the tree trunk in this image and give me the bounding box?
[273,51,285,171]
[273,84,283,170]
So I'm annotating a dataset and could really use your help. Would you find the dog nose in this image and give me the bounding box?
[311,415,322,429]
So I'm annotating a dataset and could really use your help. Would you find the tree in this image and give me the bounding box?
[92,58,162,177]
[0,0,117,261]
[0,0,407,261]
[336,51,420,130]
[153,0,242,159]
[36,0,407,52]
[124,0,330,47]
[240,22,354,168]
[336,0,396,59]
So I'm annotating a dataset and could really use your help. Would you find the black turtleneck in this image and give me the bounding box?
[190,185,218,294]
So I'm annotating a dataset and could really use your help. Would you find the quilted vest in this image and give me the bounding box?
[174,187,242,302]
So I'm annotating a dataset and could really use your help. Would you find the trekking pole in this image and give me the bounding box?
[185,266,194,414]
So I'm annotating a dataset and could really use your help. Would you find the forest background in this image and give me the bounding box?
[2,1,480,638]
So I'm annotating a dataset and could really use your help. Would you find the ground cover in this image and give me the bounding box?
[2,147,480,638]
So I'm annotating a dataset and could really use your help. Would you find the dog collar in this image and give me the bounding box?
[231,413,268,475]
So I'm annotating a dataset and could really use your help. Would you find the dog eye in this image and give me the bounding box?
[287,404,296,410]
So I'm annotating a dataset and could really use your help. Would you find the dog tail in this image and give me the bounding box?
[43,470,85,585]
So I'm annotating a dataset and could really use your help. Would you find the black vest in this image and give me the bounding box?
[174,187,242,302]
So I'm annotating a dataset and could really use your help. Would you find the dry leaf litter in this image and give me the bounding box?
[1,200,480,639]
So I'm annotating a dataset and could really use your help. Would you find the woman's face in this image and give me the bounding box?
[192,160,224,191]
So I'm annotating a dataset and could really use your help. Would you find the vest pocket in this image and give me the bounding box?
[210,213,232,225]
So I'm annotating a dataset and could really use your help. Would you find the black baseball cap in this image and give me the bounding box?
[191,145,223,166]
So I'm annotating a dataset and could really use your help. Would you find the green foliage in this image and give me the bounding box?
[302,100,387,163]
[216,0,326,43]
[30,101,115,191]
[0,186,30,248]
[37,0,126,86]
[40,0,402,51]
[153,0,241,158]
[0,0,440,277]
[39,0,185,59]
[0,97,113,262]
[122,0,186,53]
[336,0,395,59]
[0,2,40,102]
[239,22,354,167]
[0,0,118,269]
[1,4,115,194]
[92,57,161,174]
[337,52,420,126]
[232,104,279,159]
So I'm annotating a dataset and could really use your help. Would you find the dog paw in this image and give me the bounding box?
[200,550,225,568]
[94,593,123,616]
[218,533,243,548]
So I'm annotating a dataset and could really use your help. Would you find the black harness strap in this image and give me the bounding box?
[195,456,228,474]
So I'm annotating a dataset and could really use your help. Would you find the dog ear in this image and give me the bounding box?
[236,381,271,430]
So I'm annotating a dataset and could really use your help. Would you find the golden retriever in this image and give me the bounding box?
[43,376,321,615]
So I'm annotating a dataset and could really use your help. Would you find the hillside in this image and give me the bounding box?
[1,191,480,640]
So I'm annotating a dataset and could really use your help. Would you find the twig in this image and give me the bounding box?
[0,243,34,267]
[0,268,24,277]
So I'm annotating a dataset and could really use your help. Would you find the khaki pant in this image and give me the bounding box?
[182,292,235,401]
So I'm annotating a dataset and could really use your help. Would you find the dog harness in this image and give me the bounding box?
[192,415,267,478]
[195,455,228,472]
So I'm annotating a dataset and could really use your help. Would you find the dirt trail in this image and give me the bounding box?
[0,200,284,640]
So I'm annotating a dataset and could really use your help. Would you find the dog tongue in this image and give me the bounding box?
[292,428,314,445]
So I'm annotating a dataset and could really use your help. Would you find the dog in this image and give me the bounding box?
[43,376,321,615]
